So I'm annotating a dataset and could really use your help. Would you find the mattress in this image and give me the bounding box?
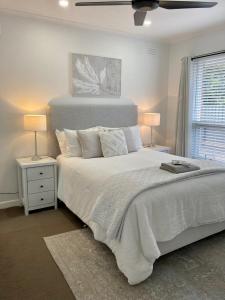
[57,148,225,284]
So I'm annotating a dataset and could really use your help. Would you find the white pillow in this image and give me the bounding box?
[99,125,143,153]
[64,129,82,157]
[122,125,143,152]
[99,129,128,158]
[77,129,103,159]
[55,130,67,155]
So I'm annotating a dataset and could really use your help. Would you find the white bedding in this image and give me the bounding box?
[57,148,225,284]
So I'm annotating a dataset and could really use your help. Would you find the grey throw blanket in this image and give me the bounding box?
[90,161,225,241]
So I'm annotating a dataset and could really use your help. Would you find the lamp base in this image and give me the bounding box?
[32,131,41,161]
[32,155,41,161]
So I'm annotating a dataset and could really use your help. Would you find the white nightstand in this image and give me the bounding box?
[145,145,171,153]
[16,156,57,216]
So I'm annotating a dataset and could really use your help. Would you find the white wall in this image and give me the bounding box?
[0,12,169,203]
[167,27,225,151]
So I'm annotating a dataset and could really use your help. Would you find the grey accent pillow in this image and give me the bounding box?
[122,125,143,152]
[99,129,128,158]
[77,130,103,159]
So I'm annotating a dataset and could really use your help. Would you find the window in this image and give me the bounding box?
[191,53,225,162]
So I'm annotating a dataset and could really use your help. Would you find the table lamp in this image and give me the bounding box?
[24,115,47,161]
[143,113,160,147]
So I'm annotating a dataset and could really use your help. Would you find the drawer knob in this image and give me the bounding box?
[40,185,44,188]
[40,172,43,175]
[40,198,44,201]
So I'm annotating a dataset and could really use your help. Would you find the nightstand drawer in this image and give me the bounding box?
[28,178,54,194]
[27,166,54,181]
[28,191,55,207]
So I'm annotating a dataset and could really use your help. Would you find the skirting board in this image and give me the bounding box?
[0,199,22,209]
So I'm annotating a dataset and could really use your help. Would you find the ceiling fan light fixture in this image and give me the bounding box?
[144,19,152,26]
[74,1,218,27]
[59,0,69,7]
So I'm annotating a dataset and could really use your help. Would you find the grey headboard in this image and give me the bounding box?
[48,97,138,157]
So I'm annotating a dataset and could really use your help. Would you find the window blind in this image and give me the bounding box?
[191,53,225,162]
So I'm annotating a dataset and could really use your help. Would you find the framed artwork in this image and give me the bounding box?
[72,53,121,97]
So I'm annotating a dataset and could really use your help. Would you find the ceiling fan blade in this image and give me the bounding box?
[75,1,132,6]
[159,1,217,9]
[134,11,147,26]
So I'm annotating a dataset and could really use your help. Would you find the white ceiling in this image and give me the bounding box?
[0,0,225,42]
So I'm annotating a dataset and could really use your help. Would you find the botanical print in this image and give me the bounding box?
[72,54,121,97]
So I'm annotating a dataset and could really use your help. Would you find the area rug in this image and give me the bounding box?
[44,229,225,300]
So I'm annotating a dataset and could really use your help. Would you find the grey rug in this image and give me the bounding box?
[44,229,225,300]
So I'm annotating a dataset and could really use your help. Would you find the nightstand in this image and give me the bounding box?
[16,156,57,216]
[145,145,171,153]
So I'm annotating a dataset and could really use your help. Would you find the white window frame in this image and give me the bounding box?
[190,52,225,162]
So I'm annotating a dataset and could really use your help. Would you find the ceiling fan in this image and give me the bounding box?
[75,0,218,26]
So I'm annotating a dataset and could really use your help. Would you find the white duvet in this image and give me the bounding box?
[57,148,225,285]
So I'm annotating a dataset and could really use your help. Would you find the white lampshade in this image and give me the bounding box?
[143,113,160,127]
[24,115,47,132]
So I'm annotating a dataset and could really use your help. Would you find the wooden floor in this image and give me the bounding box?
[0,203,83,300]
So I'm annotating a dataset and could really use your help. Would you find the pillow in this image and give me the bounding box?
[99,125,143,153]
[55,130,67,155]
[77,130,103,159]
[99,129,128,158]
[98,126,118,132]
[122,125,143,153]
[64,129,82,157]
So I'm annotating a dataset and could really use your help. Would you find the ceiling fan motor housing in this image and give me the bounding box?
[132,0,159,11]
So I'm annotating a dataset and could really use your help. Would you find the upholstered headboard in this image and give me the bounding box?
[48,97,138,157]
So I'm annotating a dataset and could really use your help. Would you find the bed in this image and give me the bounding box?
[49,97,225,285]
